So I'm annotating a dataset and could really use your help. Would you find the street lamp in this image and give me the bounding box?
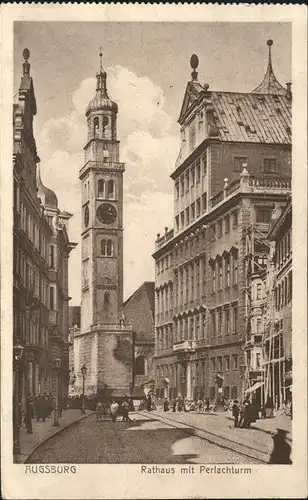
[81,364,87,414]
[13,339,24,455]
[52,357,61,427]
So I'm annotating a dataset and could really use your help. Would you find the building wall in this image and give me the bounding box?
[13,52,76,410]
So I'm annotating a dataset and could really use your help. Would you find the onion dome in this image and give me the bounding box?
[86,48,118,116]
[252,40,287,96]
[36,162,58,209]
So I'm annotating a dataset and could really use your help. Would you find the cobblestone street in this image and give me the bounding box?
[27,412,269,464]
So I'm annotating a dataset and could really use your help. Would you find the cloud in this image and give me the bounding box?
[38,66,179,303]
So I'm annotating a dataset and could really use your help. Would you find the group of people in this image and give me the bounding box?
[96,397,135,423]
[231,398,259,428]
[22,393,68,434]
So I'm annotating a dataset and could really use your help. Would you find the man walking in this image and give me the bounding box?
[232,400,240,428]
[110,400,119,423]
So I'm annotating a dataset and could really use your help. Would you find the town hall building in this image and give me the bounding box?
[153,41,292,404]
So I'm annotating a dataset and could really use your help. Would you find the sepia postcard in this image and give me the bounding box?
[1,3,307,499]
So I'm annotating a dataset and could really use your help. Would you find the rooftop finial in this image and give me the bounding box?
[99,46,103,71]
[190,54,199,81]
[22,48,30,76]
[252,39,286,96]
[267,39,273,71]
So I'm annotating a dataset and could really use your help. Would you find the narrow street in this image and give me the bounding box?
[27,412,264,464]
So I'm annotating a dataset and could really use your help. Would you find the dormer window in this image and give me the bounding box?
[263,158,278,174]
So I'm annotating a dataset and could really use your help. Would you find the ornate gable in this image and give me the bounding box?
[178,81,203,124]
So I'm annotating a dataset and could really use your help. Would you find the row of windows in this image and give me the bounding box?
[210,252,238,293]
[15,312,49,350]
[83,179,116,201]
[175,152,208,199]
[210,304,238,336]
[210,354,238,372]
[156,253,172,274]
[175,257,207,306]
[276,228,292,267]
[175,193,208,230]
[174,313,207,343]
[156,230,207,276]
[233,156,278,174]
[156,284,173,319]
[156,324,173,351]
[210,210,238,240]
[20,201,49,263]
[275,271,292,310]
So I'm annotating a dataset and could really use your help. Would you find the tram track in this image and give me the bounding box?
[137,411,269,464]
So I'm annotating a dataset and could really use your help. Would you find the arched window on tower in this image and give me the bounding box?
[101,239,107,256]
[98,179,105,198]
[104,292,110,310]
[135,355,146,376]
[102,116,109,138]
[94,116,99,138]
[107,180,115,199]
[107,239,113,256]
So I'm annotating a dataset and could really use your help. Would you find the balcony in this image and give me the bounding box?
[155,228,174,250]
[90,322,133,332]
[173,340,196,352]
[210,171,291,210]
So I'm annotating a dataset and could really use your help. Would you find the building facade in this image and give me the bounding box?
[68,306,81,395]
[123,282,155,395]
[13,49,76,407]
[75,53,133,397]
[262,197,292,408]
[153,41,292,403]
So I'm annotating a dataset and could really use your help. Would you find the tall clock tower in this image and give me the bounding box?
[75,52,132,396]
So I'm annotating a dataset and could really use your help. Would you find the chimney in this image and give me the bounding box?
[286,82,292,99]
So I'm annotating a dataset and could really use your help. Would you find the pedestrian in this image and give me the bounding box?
[121,398,132,422]
[238,401,245,428]
[110,400,119,423]
[146,394,152,412]
[48,393,53,416]
[265,397,274,418]
[197,398,203,414]
[232,400,240,428]
[204,398,210,412]
[163,398,169,412]
[269,429,292,464]
[172,399,177,412]
[24,395,34,434]
[242,400,254,428]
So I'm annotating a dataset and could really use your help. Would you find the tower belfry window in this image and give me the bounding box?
[94,117,99,137]
[102,116,109,138]
[107,180,115,199]
[98,179,105,198]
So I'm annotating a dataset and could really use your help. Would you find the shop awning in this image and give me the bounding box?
[245,381,264,394]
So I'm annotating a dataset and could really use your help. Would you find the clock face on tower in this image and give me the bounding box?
[97,202,117,224]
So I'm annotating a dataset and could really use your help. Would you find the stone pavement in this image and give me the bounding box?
[15,409,93,463]
[146,409,292,459]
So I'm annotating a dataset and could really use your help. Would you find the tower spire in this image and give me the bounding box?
[99,46,103,71]
[252,40,287,96]
[96,46,107,92]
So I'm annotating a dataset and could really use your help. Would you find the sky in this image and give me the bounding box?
[13,22,291,305]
